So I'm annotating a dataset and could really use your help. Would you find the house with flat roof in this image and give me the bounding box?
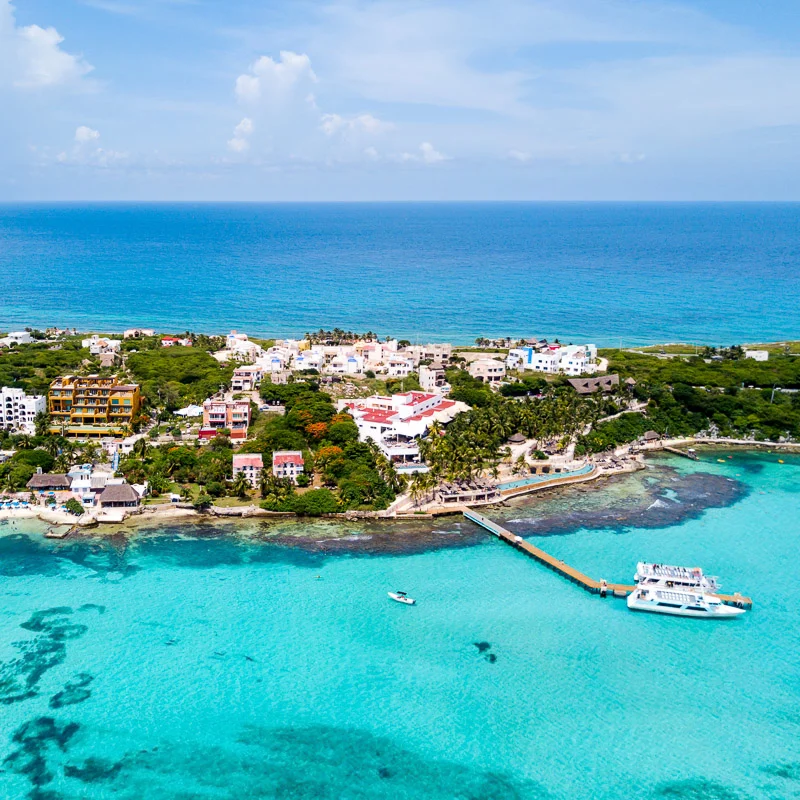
[468,359,506,384]
[507,344,598,376]
[199,397,250,439]
[0,331,33,348]
[231,365,264,391]
[124,328,155,338]
[419,363,450,394]
[1,387,46,435]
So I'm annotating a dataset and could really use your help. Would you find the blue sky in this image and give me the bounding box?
[2,0,800,200]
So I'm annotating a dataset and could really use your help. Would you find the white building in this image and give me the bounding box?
[82,335,122,355]
[272,451,304,482]
[419,363,450,394]
[0,331,34,348]
[745,350,769,362]
[339,391,468,471]
[224,331,264,362]
[385,357,414,378]
[293,351,325,372]
[507,344,598,376]
[327,354,365,375]
[401,343,453,366]
[468,359,506,383]
[0,387,46,434]
[231,365,264,391]
[124,328,156,339]
[233,453,264,488]
[68,464,117,506]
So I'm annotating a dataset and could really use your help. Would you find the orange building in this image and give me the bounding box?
[199,397,250,439]
[49,375,141,438]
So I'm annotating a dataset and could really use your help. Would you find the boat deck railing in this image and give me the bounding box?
[463,509,752,609]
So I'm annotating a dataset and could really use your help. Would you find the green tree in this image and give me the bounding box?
[231,472,251,499]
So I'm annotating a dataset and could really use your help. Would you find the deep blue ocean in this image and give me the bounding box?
[2,202,799,345]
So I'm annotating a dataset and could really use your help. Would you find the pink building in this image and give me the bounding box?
[232,453,263,487]
[199,398,250,440]
[272,451,304,482]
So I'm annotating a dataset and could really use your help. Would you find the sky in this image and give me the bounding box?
[2,0,800,201]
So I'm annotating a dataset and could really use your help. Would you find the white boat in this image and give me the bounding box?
[634,562,719,592]
[627,586,744,618]
[388,591,416,605]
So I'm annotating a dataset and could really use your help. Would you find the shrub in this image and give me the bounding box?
[205,481,226,498]
[291,488,339,516]
[64,498,84,516]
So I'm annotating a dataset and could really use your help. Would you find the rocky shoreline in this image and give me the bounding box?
[3,439,795,537]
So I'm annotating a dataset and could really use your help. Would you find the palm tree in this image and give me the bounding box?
[231,472,251,499]
[34,412,51,438]
[133,437,149,459]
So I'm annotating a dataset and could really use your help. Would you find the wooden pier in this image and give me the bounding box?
[663,445,699,460]
[463,509,752,609]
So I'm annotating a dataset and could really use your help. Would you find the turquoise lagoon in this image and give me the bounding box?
[1,452,799,799]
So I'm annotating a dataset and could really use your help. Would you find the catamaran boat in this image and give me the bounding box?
[634,562,719,592]
[388,591,416,605]
[627,585,745,618]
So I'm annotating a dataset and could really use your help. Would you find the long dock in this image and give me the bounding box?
[463,509,752,609]
[663,445,699,460]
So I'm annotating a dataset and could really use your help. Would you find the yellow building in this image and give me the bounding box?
[49,375,141,438]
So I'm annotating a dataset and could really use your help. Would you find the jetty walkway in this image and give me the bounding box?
[463,509,752,609]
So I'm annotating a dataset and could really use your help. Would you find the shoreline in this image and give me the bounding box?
[3,440,794,538]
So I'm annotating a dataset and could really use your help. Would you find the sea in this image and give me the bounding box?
[2,202,800,345]
[1,451,799,799]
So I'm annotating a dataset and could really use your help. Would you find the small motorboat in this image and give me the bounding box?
[388,591,416,605]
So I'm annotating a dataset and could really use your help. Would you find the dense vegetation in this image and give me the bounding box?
[126,348,234,409]
[605,349,800,390]
[0,447,56,491]
[576,350,800,452]
[412,384,616,496]
[0,340,91,395]
[245,381,402,511]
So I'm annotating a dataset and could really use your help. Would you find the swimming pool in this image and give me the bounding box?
[497,463,594,491]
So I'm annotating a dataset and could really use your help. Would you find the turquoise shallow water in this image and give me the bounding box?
[2,202,800,344]
[1,452,799,799]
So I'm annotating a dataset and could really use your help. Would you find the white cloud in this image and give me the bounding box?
[227,117,254,152]
[320,112,393,137]
[75,125,100,143]
[508,149,532,163]
[396,141,449,164]
[420,141,447,163]
[618,152,646,164]
[1,1,93,89]
[363,146,379,161]
[235,51,316,104]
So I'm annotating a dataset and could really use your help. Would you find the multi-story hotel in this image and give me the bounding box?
[48,375,141,438]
